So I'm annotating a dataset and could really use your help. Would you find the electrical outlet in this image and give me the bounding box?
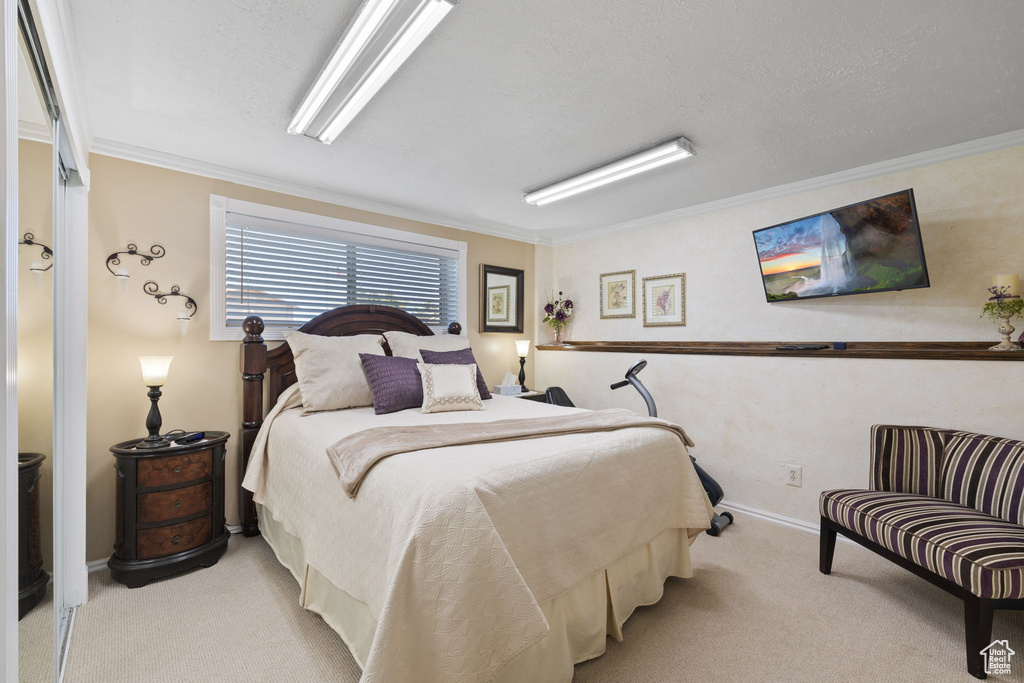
[785,464,803,488]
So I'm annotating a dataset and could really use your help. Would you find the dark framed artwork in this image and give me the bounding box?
[481,264,524,333]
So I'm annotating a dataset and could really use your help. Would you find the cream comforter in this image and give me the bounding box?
[242,387,712,683]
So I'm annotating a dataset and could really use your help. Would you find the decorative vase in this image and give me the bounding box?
[550,325,564,345]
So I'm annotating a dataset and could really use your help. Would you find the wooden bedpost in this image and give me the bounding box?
[240,315,266,537]
[447,321,462,335]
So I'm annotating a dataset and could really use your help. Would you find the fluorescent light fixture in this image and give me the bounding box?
[288,0,454,144]
[524,137,696,206]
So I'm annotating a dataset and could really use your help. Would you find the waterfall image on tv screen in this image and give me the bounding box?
[753,189,929,302]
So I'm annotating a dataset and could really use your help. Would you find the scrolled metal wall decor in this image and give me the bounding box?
[19,232,54,270]
[105,242,166,276]
[143,280,198,318]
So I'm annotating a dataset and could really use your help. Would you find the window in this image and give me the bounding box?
[210,196,467,340]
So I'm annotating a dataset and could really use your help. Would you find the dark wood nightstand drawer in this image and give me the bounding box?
[136,516,212,560]
[137,482,212,524]
[137,449,212,488]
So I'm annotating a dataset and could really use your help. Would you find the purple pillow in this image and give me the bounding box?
[359,354,423,415]
[419,348,492,399]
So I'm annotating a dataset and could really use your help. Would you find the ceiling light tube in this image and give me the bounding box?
[317,0,453,144]
[524,138,696,206]
[287,0,454,144]
[288,0,401,136]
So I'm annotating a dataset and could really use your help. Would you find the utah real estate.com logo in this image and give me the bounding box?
[981,640,1015,676]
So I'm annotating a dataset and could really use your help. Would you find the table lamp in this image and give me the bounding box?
[137,356,173,449]
[515,339,531,392]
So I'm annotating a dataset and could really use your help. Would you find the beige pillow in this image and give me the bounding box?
[417,362,484,414]
[383,330,469,361]
[284,331,384,414]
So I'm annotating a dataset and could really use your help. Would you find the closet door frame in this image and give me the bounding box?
[0,0,19,680]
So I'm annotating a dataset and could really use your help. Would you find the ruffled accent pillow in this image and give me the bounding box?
[420,347,492,399]
[382,330,469,359]
[418,363,484,414]
[359,354,423,415]
[284,331,384,414]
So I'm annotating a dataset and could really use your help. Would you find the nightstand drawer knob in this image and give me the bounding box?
[173,466,181,473]
[172,535,181,544]
[173,500,181,508]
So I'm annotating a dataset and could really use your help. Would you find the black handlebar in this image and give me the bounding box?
[610,380,629,390]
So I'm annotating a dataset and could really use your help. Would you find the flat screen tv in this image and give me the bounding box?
[753,189,929,302]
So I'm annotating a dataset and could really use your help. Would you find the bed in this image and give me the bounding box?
[238,305,713,683]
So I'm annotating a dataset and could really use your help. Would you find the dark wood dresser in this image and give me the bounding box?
[108,432,230,588]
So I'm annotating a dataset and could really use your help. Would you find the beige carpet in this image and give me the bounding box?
[19,585,53,683]
[64,513,1024,682]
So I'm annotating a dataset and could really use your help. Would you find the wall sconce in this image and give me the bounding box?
[19,232,53,289]
[106,243,165,294]
[143,281,198,336]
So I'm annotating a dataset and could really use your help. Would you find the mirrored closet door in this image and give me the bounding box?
[16,18,55,681]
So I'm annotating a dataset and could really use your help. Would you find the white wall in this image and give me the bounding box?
[536,144,1024,525]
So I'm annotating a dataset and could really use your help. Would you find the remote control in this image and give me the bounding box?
[775,345,829,351]
[174,431,205,444]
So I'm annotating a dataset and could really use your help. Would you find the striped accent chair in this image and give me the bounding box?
[820,425,1024,679]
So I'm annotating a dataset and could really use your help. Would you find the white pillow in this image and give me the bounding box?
[417,363,484,414]
[383,330,469,361]
[283,331,384,414]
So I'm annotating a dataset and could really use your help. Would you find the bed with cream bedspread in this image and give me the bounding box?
[243,387,712,683]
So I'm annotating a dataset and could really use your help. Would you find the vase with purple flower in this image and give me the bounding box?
[543,291,573,345]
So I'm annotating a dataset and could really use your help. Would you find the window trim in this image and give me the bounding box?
[209,195,468,341]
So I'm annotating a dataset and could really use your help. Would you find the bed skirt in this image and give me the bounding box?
[256,503,696,682]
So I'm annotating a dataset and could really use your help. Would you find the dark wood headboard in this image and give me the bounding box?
[238,304,462,536]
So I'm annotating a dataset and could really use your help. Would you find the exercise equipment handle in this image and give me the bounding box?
[610,380,629,390]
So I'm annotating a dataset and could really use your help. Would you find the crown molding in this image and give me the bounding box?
[549,127,1024,246]
[17,119,50,143]
[90,137,551,246]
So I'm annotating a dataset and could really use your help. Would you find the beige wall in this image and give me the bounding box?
[536,144,1024,526]
[86,153,536,561]
[18,138,54,569]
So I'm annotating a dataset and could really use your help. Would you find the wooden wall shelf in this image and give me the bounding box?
[535,341,1024,361]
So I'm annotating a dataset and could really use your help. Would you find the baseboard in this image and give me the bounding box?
[719,500,858,546]
[87,525,246,573]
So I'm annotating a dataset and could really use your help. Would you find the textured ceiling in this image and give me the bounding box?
[68,1,1024,242]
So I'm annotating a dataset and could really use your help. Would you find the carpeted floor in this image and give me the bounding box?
[19,585,53,683]
[64,513,1024,682]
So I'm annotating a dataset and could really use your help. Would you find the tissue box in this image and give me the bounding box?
[494,385,522,396]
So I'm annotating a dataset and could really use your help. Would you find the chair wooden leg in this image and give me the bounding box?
[819,517,837,575]
[964,594,994,679]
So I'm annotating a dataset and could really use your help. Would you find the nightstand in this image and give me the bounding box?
[108,431,230,588]
[514,390,547,402]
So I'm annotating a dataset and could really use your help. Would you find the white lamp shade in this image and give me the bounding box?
[29,261,44,290]
[115,267,129,294]
[139,356,173,386]
[515,340,531,357]
[176,309,191,336]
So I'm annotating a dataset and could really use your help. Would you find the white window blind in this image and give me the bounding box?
[210,196,466,340]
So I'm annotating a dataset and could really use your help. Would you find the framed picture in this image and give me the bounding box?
[642,273,686,327]
[481,265,524,333]
[600,270,635,319]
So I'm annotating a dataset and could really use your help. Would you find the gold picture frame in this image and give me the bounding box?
[600,270,636,319]
[642,273,686,327]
